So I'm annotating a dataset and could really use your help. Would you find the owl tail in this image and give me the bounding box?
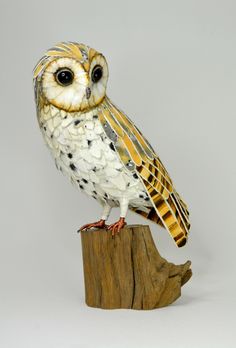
[131,185,190,247]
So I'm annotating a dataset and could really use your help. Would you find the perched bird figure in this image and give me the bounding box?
[33,42,190,247]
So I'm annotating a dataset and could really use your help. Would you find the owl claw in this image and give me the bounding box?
[78,219,107,232]
[107,217,126,237]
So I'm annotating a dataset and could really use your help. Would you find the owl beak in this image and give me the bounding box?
[85,87,91,99]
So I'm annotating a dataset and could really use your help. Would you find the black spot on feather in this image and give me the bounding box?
[109,143,115,151]
[69,163,76,171]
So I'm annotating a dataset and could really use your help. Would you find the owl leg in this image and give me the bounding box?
[78,204,111,232]
[107,197,128,236]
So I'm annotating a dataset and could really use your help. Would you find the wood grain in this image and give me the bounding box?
[81,225,192,310]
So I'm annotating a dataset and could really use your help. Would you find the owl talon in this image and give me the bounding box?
[78,219,107,232]
[107,217,126,237]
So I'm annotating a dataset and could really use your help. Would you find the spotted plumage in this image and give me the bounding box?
[33,41,190,247]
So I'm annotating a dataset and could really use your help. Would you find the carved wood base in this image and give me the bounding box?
[80,225,192,310]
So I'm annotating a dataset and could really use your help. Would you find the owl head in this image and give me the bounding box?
[33,42,109,112]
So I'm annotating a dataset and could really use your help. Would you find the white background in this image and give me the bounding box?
[0,0,235,347]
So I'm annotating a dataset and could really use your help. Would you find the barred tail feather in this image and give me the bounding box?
[139,179,190,247]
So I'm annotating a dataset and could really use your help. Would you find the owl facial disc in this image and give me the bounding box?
[34,42,109,112]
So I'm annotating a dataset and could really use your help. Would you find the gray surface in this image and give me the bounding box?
[0,0,235,347]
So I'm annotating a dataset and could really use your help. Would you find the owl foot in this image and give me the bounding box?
[78,219,107,232]
[107,217,126,237]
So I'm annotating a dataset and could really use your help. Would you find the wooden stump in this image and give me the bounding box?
[80,225,192,310]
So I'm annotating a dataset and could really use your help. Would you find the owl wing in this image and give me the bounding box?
[98,97,190,247]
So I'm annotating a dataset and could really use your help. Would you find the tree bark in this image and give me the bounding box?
[80,224,192,310]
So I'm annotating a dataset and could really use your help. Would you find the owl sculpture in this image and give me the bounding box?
[33,42,190,247]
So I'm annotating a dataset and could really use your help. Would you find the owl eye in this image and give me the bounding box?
[55,68,74,86]
[91,65,103,83]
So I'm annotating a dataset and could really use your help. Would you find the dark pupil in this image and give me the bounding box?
[56,69,74,86]
[92,65,103,83]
